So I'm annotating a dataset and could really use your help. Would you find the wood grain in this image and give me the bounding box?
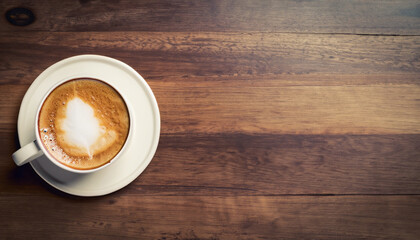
[1,133,419,195]
[0,32,419,135]
[1,195,419,239]
[152,80,420,134]
[1,32,419,85]
[1,79,420,135]
[1,0,419,34]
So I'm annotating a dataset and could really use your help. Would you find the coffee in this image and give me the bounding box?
[38,78,130,170]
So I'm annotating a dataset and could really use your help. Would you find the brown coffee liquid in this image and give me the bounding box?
[38,78,130,170]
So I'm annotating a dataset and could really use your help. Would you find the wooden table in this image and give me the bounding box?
[1,1,419,239]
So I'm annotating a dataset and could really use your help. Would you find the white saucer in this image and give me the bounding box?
[17,55,160,196]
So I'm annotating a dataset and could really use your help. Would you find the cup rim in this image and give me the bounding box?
[34,77,133,174]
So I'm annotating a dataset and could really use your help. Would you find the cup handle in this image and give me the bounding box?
[12,140,43,166]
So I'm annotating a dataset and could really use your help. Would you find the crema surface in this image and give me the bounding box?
[38,79,130,170]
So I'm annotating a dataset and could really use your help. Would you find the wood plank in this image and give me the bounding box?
[0,32,419,85]
[141,134,420,195]
[1,77,420,135]
[151,80,420,135]
[0,195,419,239]
[1,0,419,34]
[2,133,420,195]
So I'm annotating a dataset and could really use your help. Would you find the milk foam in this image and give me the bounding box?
[61,97,104,157]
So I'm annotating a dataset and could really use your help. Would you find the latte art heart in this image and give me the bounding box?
[58,97,117,158]
[38,79,130,170]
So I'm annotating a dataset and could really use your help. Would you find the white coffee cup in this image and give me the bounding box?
[12,78,132,174]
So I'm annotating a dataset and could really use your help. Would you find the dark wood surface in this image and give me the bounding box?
[1,0,419,239]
